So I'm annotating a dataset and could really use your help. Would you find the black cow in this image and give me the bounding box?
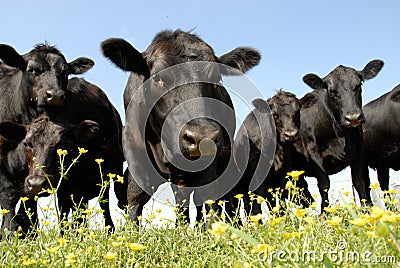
[362,84,400,191]
[231,91,313,218]
[293,60,384,211]
[0,79,124,237]
[0,43,94,124]
[101,29,261,223]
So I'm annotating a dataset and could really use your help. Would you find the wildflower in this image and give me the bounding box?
[117,236,126,241]
[268,216,284,227]
[20,197,29,203]
[57,149,68,156]
[256,195,264,204]
[57,237,69,246]
[43,220,51,227]
[286,170,305,180]
[1,208,9,215]
[343,191,350,196]
[78,147,88,154]
[387,189,399,195]
[370,206,385,220]
[47,246,60,253]
[104,252,118,260]
[127,242,147,251]
[326,216,342,227]
[115,175,124,184]
[285,180,293,189]
[95,158,104,164]
[208,221,227,239]
[21,259,37,266]
[369,182,380,190]
[65,253,77,265]
[234,194,243,199]
[107,173,116,180]
[349,217,367,227]
[155,208,162,213]
[205,199,215,205]
[303,216,315,225]
[218,200,224,207]
[271,206,280,213]
[381,212,397,223]
[254,243,277,255]
[283,231,302,239]
[248,214,263,225]
[112,242,123,247]
[324,205,339,213]
[294,208,307,218]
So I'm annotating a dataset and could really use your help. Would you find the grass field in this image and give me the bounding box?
[1,151,400,267]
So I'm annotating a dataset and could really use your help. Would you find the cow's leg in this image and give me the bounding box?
[377,165,390,191]
[57,191,73,232]
[0,177,20,239]
[126,171,151,224]
[350,156,372,205]
[311,165,330,212]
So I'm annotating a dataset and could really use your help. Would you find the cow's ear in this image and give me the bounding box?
[219,47,261,74]
[0,44,27,70]
[303,74,326,90]
[101,38,149,76]
[68,57,94,75]
[300,92,319,109]
[252,98,269,113]
[0,121,27,143]
[390,86,400,102]
[74,120,102,142]
[359,59,384,80]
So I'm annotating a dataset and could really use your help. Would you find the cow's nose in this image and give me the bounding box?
[46,89,65,106]
[26,176,46,195]
[284,130,299,142]
[345,112,365,127]
[182,128,220,157]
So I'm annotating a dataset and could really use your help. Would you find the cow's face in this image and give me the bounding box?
[266,91,301,143]
[0,44,94,108]
[303,60,384,127]
[102,30,261,161]
[0,117,102,195]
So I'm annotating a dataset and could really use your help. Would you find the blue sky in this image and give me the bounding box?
[2,1,400,209]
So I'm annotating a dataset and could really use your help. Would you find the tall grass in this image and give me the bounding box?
[0,149,399,267]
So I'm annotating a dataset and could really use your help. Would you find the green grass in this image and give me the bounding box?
[1,151,399,267]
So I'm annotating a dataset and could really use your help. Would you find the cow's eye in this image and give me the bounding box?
[27,67,41,76]
[273,113,279,120]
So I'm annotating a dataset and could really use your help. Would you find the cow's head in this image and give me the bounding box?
[255,91,300,143]
[101,30,261,161]
[0,116,102,195]
[0,43,94,108]
[303,60,383,127]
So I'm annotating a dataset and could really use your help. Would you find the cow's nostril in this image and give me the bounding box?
[183,131,197,145]
[284,130,298,141]
[46,90,53,100]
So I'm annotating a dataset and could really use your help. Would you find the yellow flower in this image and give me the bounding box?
[283,231,302,239]
[349,217,367,227]
[248,214,263,225]
[20,197,29,202]
[271,206,280,213]
[57,149,68,156]
[343,191,350,196]
[254,243,276,254]
[303,216,315,225]
[104,252,118,260]
[78,147,88,154]
[381,212,397,223]
[294,208,307,218]
[256,195,264,204]
[370,206,385,220]
[57,237,69,246]
[218,200,224,207]
[268,216,284,227]
[112,242,122,247]
[115,175,124,184]
[95,158,104,164]
[286,170,305,179]
[326,216,342,227]
[369,182,380,190]
[127,242,147,251]
[285,181,293,189]
[205,199,215,205]
[43,221,51,226]
[208,222,227,239]
[107,173,116,180]
[117,236,126,241]
[47,246,60,253]
[1,208,9,215]
[324,205,339,213]
[234,194,243,199]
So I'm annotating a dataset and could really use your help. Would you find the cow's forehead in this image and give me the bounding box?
[325,66,362,89]
[27,119,65,143]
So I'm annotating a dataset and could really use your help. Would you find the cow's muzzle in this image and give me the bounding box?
[181,126,220,158]
[25,175,46,195]
[344,112,365,127]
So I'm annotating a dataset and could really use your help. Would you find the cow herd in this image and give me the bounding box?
[0,29,397,238]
